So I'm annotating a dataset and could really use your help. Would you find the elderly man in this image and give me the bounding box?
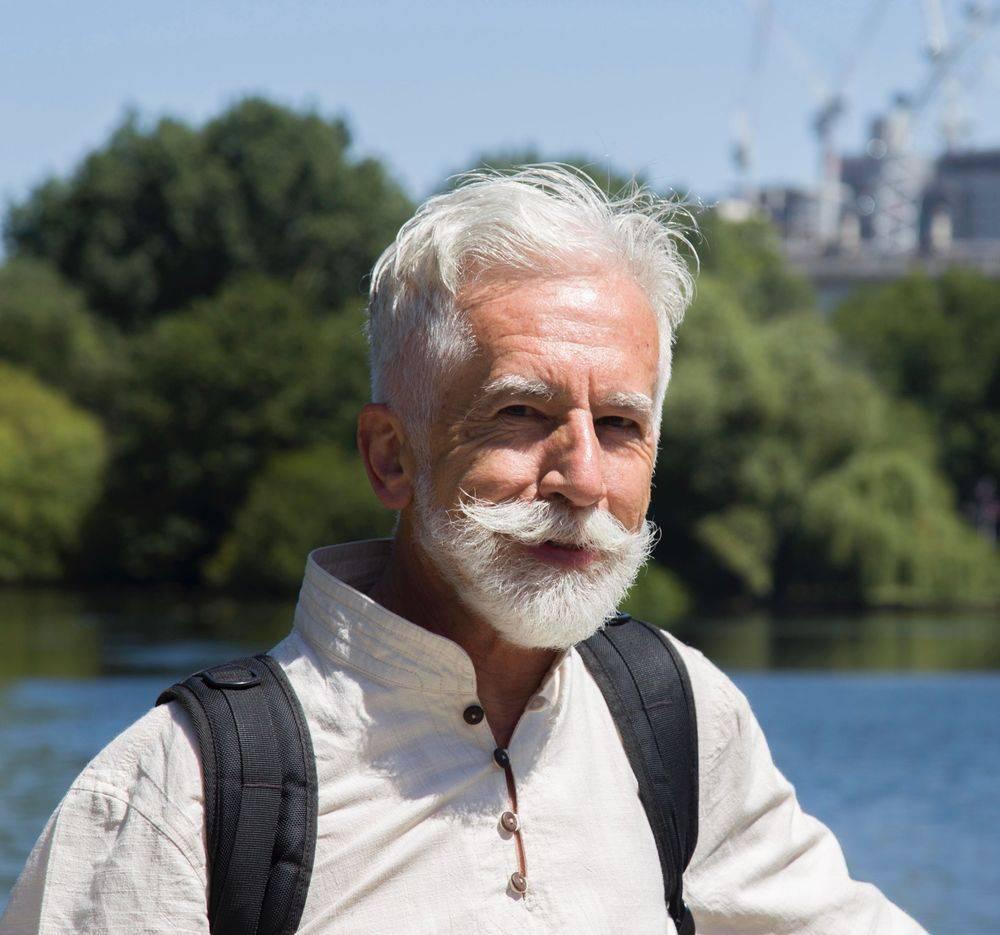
[3,166,924,934]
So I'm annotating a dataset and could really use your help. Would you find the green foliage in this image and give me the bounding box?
[0,115,992,611]
[4,98,413,330]
[834,269,1000,501]
[652,271,993,609]
[0,364,106,581]
[206,444,393,592]
[621,561,691,627]
[695,210,815,319]
[98,277,371,582]
[799,450,999,607]
[694,506,775,598]
[0,258,122,407]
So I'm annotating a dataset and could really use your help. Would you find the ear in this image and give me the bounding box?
[357,403,415,510]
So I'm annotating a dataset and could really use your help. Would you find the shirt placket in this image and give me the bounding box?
[492,745,528,895]
[461,701,530,896]
[459,665,560,902]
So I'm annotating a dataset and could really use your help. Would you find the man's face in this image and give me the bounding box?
[409,268,662,649]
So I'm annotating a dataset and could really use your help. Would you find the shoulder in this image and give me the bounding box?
[2,703,210,932]
[66,698,206,871]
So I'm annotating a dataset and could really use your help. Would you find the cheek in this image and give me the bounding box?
[605,459,653,525]
[446,447,542,501]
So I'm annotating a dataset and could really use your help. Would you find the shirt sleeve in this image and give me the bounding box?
[678,647,928,935]
[0,704,210,935]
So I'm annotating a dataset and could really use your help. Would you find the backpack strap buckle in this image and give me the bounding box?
[201,663,262,690]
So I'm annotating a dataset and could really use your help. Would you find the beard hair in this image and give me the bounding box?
[412,476,658,650]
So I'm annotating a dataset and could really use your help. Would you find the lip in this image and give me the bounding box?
[523,540,601,569]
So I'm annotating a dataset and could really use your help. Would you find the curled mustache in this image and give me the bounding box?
[450,493,660,559]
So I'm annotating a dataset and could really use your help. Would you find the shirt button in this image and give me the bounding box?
[500,810,519,833]
[526,695,547,711]
[463,704,485,725]
[509,871,528,894]
[493,747,510,769]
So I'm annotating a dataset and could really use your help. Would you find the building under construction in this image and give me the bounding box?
[723,1,1000,304]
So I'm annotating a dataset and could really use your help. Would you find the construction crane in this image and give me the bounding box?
[867,1,1000,253]
[731,0,893,245]
[730,0,1000,257]
[813,0,894,246]
[731,0,773,200]
[909,0,1000,149]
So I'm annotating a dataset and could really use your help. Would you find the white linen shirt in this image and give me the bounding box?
[2,540,925,934]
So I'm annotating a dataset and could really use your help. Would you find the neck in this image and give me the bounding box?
[367,520,558,748]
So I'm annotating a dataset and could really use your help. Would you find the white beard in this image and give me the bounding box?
[413,480,657,650]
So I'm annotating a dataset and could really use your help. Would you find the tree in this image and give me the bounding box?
[833,269,1000,504]
[4,98,413,330]
[797,449,998,607]
[0,364,106,581]
[651,273,996,608]
[96,277,372,582]
[621,561,691,627]
[694,210,815,320]
[0,258,122,408]
[205,444,393,592]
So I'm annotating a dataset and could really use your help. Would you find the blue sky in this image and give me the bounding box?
[3,0,999,208]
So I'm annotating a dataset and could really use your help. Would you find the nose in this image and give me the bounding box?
[537,411,606,508]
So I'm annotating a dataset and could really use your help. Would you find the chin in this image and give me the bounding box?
[489,618,608,652]
[460,566,628,650]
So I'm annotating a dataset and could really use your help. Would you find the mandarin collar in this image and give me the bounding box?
[293,540,569,703]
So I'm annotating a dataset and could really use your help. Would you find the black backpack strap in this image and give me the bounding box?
[578,615,699,935]
[157,654,317,935]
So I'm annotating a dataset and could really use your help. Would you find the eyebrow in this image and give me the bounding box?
[477,374,556,404]
[599,390,654,418]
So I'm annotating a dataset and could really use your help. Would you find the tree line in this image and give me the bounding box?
[1,98,997,619]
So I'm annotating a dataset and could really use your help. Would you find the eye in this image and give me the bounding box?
[499,405,540,419]
[596,415,641,432]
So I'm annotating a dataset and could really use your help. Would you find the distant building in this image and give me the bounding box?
[739,109,1000,306]
[923,149,1000,251]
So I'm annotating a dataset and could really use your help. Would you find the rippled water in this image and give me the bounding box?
[2,589,998,931]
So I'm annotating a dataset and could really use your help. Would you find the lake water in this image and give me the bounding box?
[1,588,998,932]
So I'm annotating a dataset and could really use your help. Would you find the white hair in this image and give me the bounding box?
[365,164,697,440]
